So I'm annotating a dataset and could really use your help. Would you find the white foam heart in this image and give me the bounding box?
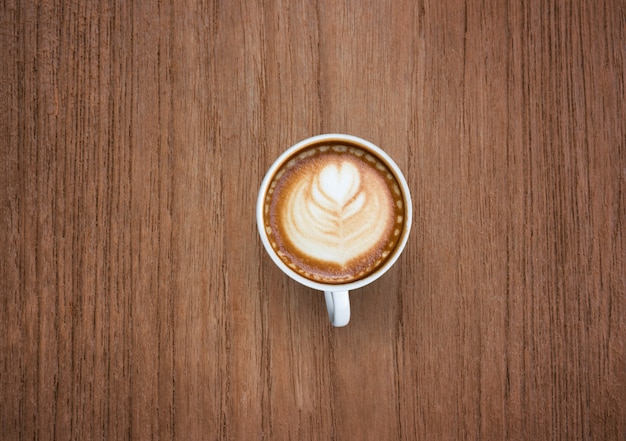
[318,163,360,206]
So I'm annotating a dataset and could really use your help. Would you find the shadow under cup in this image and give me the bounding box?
[257,134,412,292]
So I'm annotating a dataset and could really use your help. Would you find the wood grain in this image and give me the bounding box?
[1,0,624,439]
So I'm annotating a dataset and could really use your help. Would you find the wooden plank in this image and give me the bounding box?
[1,0,624,439]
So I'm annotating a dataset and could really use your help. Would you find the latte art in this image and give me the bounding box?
[264,144,406,283]
[284,162,390,265]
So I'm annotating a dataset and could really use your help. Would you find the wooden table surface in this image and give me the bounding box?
[2,0,625,439]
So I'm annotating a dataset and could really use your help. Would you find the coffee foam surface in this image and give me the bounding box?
[264,145,405,283]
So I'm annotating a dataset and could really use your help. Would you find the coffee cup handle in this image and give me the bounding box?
[324,291,350,327]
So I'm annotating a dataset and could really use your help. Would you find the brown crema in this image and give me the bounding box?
[263,143,406,284]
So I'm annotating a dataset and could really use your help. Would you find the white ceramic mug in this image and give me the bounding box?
[256,134,412,327]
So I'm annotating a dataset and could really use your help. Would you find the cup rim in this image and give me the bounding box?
[256,133,412,292]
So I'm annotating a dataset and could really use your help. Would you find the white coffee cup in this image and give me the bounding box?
[256,134,412,327]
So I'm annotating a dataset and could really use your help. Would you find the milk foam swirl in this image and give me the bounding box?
[282,159,392,266]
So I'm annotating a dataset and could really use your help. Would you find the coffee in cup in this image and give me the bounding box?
[261,143,406,284]
[257,134,412,326]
